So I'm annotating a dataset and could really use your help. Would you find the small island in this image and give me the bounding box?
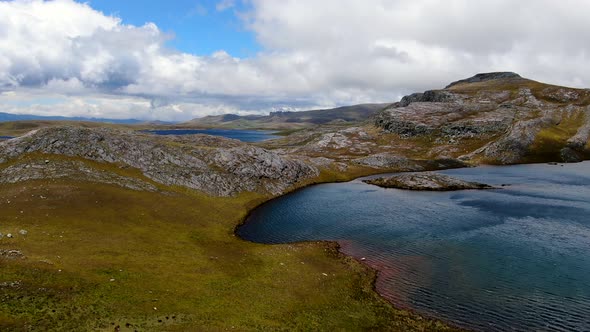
[363,172,495,191]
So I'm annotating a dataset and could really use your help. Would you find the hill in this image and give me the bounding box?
[183,103,391,129]
[374,72,590,164]
[0,111,149,124]
[258,72,589,167]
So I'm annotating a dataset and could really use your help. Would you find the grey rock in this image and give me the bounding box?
[399,90,458,107]
[375,74,590,164]
[314,132,352,149]
[465,117,550,164]
[0,159,158,192]
[0,126,318,196]
[364,172,494,191]
[445,72,522,89]
[0,249,24,258]
[0,281,22,288]
[567,109,590,150]
[560,147,583,163]
[353,153,423,171]
[285,126,377,156]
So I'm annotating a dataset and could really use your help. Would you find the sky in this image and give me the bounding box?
[1,0,590,121]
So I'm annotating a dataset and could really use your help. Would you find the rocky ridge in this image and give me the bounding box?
[445,72,522,89]
[0,127,318,196]
[374,73,590,164]
[0,159,158,192]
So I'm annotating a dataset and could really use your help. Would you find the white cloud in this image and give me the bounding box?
[0,90,252,122]
[1,0,590,120]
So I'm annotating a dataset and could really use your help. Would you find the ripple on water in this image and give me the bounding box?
[237,162,590,331]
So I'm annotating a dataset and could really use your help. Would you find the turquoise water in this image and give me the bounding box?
[144,129,279,142]
[237,162,590,331]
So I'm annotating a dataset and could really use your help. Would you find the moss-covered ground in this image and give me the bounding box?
[0,157,458,331]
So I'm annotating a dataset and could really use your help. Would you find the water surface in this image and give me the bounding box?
[144,129,279,142]
[237,162,590,331]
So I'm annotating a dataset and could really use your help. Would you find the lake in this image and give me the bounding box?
[237,162,590,331]
[144,129,279,142]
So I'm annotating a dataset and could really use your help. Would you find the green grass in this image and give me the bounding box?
[0,157,458,331]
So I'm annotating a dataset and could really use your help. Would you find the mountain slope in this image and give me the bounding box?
[0,126,317,196]
[374,72,590,164]
[184,103,391,129]
[0,111,148,124]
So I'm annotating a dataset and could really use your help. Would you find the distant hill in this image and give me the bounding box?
[183,103,391,129]
[0,112,147,124]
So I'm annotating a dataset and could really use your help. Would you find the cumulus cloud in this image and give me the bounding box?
[1,0,590,120]
[0,90,253,121]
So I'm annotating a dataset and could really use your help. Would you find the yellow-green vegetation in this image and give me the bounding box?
[528,110,588,162]
[448,77,590,107]
[0,157,457,331]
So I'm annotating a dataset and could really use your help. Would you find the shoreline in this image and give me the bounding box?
[232,164,474,331]
[233,160,589,331]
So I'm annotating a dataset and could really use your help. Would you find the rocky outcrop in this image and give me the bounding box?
[398,90,458,107]
[0,159,158,191]
[0,127,318,196]
[353,153,423,171]
[445,72,522,89]
[374,72,590,164]
[462,112,555,164]
[560,147,584,163]
[0,249,25,259]
[567,109,590,150]
[279,126,378,156]
[374,100,512,139]
[364,172,494,191]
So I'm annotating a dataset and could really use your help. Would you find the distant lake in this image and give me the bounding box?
[238,162,590,331]
[0,136,14,140]
[143,129,279,142]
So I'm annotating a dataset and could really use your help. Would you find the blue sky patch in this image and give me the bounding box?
[83,0,260,57]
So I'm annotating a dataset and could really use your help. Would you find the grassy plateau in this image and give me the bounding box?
[0,156,456,331]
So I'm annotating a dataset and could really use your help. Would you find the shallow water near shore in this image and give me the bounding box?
[144,129,279,142]
[237,162,590,331]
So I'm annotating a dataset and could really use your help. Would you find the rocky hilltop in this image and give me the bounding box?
[374,72,590,164]
[255,73,589,170]
[0,126,318,196]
